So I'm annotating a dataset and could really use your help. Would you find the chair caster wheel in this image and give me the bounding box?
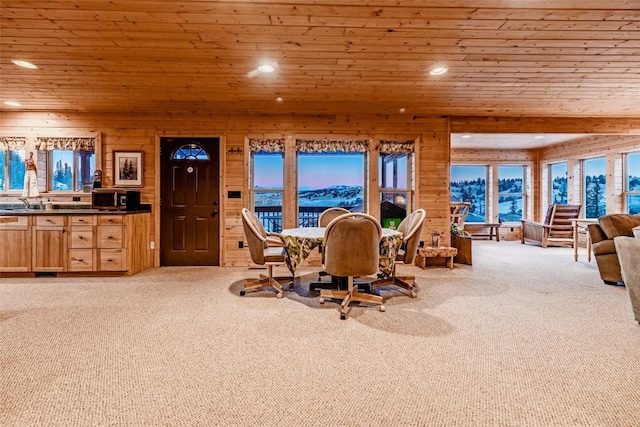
[319,297,325,304]
[340,313,346,320]
[277,292,283,299]
[410,291,417,298]
[240,290,246,296]
[379,305,386,312]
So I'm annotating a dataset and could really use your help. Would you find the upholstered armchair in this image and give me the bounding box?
[371,208,426,298]
[240,208,291,298]
[521,204,581,248]
[318,213,385,319]
[613,236,640,324]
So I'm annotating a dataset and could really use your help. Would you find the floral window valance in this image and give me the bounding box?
[36,136,96,151]
[296,138,369,153]
[379,140,415,154]
[249,138,285,153]
[0,136,27,150]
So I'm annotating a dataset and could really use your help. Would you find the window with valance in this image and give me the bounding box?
[379,140,415,227]
[249,138,285,232]
[1,135,98,194]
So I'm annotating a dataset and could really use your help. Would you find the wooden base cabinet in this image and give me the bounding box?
[0,216,31,272]
[33,215,67,272]
[0,211,152,277]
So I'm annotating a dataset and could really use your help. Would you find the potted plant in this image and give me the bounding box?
[451,223,472,265]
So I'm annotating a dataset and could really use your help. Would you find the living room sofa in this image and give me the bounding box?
[588,214,640,285]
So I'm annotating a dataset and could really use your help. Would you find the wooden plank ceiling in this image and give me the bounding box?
[1,0,639,117]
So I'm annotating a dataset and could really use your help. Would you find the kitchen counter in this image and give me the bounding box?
[0,207,151,216]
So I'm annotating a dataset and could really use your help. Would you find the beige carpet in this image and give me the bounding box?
[1,241,639,427]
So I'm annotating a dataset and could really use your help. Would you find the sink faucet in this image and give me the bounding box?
[18,197,30,208]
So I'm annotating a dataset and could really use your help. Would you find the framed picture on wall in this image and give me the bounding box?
[113,151,143,187]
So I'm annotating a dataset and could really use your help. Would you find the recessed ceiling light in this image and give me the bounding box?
[276,97,283,103]
[11,59,38,69]
[460,134,472,139]
[399,108,406,113]
[3,100,22,107]
[534,135,546,140]
[258,64,275,73]
[429,66,448,76]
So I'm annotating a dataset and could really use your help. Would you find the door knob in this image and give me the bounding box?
[211,209,219,217]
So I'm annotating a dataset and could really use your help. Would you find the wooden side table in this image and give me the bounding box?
[571,219,597,262]
[415,246,458,269]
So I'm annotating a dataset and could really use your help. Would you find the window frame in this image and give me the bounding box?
[0,149,27,192]
[379,152,412,226]
[548,161,568,205]
[450,164,489,223]
[250,150,285,232]
[582,156,607,219]
[497,164,526,224]
[623,151,640,214]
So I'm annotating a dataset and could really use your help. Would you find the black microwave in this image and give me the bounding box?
[92,189,140,210]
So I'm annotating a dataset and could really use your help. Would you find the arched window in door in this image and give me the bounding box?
[171,143,210,160]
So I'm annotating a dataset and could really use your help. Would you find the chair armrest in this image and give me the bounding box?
[588,224,607,244]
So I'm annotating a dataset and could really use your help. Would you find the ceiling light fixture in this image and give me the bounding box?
[276,97,283,103]
[3,100,22,107]
[429,66,448,76]
[258,64,275,73]
[399,108,406,113]
[11,59,38,69]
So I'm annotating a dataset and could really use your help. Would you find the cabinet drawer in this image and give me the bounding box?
[99,249,125,271]
[36,216,65,227]
[68,249,95,271]
[70,215,96,226]
[98,215,124,226]
[69,226,94,248]
[97,226,123,248]
[0,216,29,230]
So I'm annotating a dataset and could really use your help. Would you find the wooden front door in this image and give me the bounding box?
[160,137,220,266]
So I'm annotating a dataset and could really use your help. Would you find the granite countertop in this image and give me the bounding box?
[0,205,151,216]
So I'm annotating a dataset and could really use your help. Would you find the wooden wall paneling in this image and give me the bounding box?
[284,136,297,230]
[368,138,380,221]
[609,154,623,214]
[529,150,539,221]
[416,122,450,244]
[569,159,581,211]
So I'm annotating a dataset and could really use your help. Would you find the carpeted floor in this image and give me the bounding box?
[1,241,639,427]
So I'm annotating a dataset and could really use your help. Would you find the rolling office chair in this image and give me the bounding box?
[319,213,385,319]
[240,208,291,298]
[315,207,350,283]
[371,208,426,298]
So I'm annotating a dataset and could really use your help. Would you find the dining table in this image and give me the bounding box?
[279,226,403,278]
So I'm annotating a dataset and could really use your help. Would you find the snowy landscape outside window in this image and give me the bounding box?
[450,165,487,223]
[498,165,525,223]
[583,157,607,218]
[549,162,568,205]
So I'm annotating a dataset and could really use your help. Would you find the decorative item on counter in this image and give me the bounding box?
[431,230,442,248]
[22,151,40,198]
[93,170,103,189]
